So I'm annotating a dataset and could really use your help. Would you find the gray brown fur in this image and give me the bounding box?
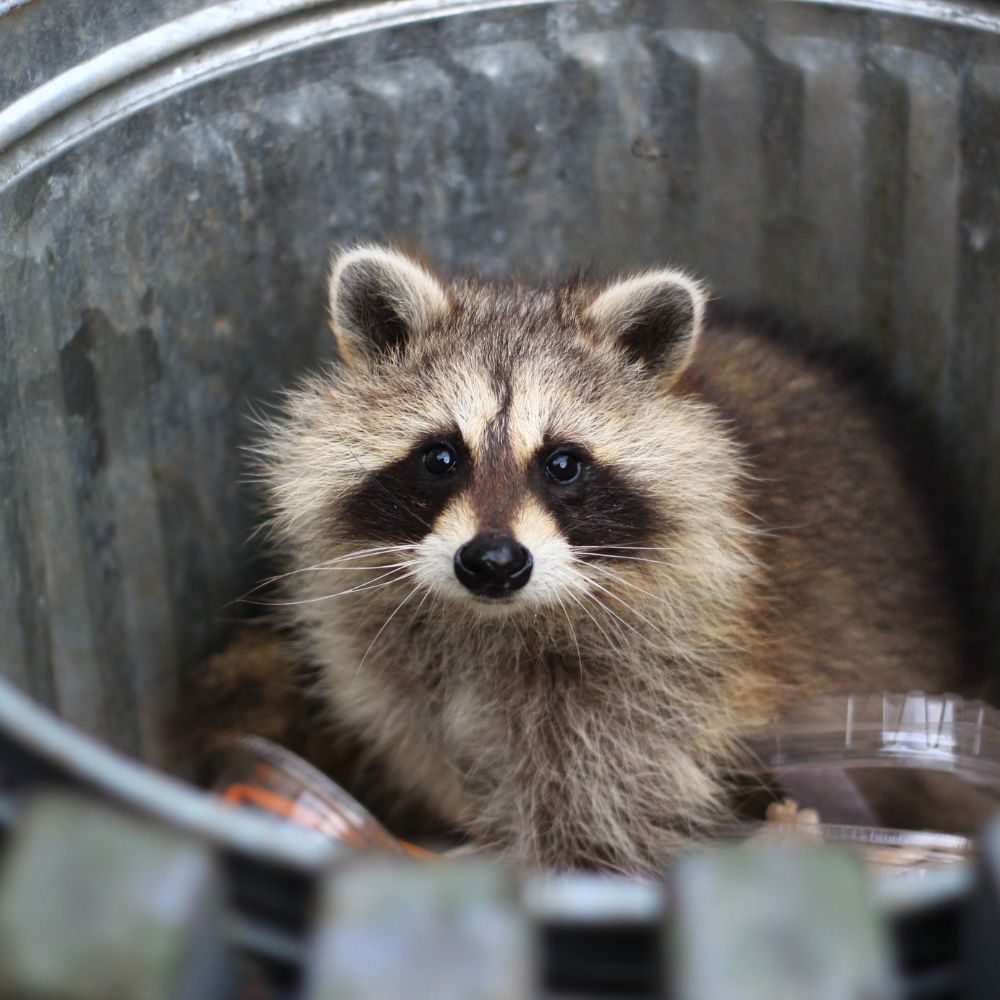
[195,246,967,873]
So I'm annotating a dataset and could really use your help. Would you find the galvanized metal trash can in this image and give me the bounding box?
[2,0,1000,995]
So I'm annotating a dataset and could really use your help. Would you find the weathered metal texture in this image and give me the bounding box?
[304,860,532,999]
[0,792,232,1000]
[669,844,900,999]
[0,0,213,109]
[1,0,999,776]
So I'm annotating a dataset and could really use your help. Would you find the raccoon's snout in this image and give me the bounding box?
[454,532,533,597]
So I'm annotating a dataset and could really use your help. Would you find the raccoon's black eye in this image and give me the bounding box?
[545,450,583,484]
[423,443,458,476]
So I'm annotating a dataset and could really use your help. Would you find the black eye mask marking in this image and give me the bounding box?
[531,440,664,553]
[337,429,471,543]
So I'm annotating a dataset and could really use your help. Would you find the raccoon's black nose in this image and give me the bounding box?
[454,532,533,597]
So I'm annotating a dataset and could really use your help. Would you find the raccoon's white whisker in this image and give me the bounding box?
[242,581,408,608]
[320,553,418,569]
[242,544,420,594]
[583,561,682,614]
[332,543,421,557]
[572,545,679,553]
[563,568,643,651]
[408,586,434,628]
[572,552,676,568]
[355,583,424,675]
[735,514,807,535]
[564,590,648,716]
[576,577,696,684]
[580,595,645,658]
[232,557,364,603]
[314,545,421,569]
[269,561,420,582]
[554,593,584,677]
[228,565,331,605]
[243,567,415,607]
[568,590,646,737]
[295,560,419,572]
[574,580,693,674]
[574,570,670,641]
[508,615,529,652]
[558,586,612,648]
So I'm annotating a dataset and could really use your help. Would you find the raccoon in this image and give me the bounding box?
[203,245,970,872]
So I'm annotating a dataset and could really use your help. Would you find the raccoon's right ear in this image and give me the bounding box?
[586,268,707,384]
[327,246,448,366]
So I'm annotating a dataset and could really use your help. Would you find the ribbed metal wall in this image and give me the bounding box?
[1,0,999,764]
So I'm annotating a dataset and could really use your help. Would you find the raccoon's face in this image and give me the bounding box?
[280,246,712,619]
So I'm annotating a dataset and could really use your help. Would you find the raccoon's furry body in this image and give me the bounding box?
[211,247,967,872]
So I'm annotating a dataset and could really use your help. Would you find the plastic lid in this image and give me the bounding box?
[741,691,1000,793]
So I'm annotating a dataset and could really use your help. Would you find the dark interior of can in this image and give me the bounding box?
[2,0,999,776]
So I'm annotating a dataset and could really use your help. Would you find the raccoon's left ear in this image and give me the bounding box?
[327,245,449,367]
[585,269,707,383]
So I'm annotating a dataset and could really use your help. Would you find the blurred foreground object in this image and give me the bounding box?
[0,794,231,1000]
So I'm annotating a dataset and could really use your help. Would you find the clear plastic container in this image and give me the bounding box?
[744,691,1000,784]
[213,735,437,859]
[731,691,1000,878]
